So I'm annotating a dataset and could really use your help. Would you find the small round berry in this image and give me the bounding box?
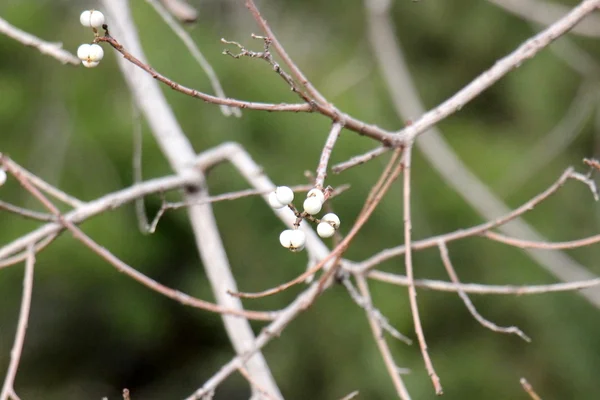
[77,44,91,60]
[89,10,106,28]
[303,196,322,215]
[307,188,325,204]
[88,44,104,62]
[82,60,100,68]
[80,10,92,27]
[288,230,306,252]
[317,222,335,238]
[321,213,340,229]
[0,169,6,186]
[275,186,294,205]
[279,229,294,248]
[268,192,285,209]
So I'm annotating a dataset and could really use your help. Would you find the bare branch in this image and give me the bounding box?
[0,16,79,65]
[315,122,343,188]
[355,276,412,400]
[390,0,600,145]
[364,0,600,308]
[401,145,442,395]
[0,172,195,261]
[0,246,35,400]
[2,158,276,321]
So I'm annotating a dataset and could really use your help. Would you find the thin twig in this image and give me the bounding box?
[0,234,57,271]
[1,157,84,208]
[96,30,311,112]
[0,200,55,222]
[367,270,600,296]
[355,167,580,272]
[520,377,542,400]
[244,0,328,105]
[438,242,530,342]
[355,276,412,400]
[401,145,442,395]
[0,16,79,65]
[315,122,343,188]
[342,275,412,345]
[131,100,151,233]
[484,231,600,250]
[0,246,35,400]
[332,146,389,174]
[145,0,239,117]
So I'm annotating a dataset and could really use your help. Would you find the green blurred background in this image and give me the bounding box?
[1,0,599,398]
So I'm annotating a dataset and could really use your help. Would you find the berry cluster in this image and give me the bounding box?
[77,10,105,68]
[269,186,341,252]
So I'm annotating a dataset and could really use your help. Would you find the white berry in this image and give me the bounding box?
[0,169,6,186]
[80,11,92,27]
[321,213,340,229]
[279,229,294,248]
[77,44,91,60]
[303,196,322,215]
[269,192,285,209]
[317,222,335,238]
[275,186,294,205]
[80,10,105,28]
[88,44,104,62]
[288,230,306,252]
[82,60,100,68]
[307,188,325,204]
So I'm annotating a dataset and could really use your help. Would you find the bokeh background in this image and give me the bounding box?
[1,0,599,398]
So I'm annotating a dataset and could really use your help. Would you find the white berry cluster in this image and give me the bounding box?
[77,10,106,68]
[269,186,341,252]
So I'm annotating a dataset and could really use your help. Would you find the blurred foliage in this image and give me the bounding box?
[0,0,599,399]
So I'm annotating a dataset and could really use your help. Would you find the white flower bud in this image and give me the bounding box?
[0,169,6,186]
[275,186,294,205]
[288,230,306,252]
[307,188,325,204]
[77,44,91,60]
[88,44,104,62]
[321,213,340,229]
[317,222,335,238]
[303,196,322,215]
[82,60,100,68]
[279,229,294,248]
[268,192,285,209]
